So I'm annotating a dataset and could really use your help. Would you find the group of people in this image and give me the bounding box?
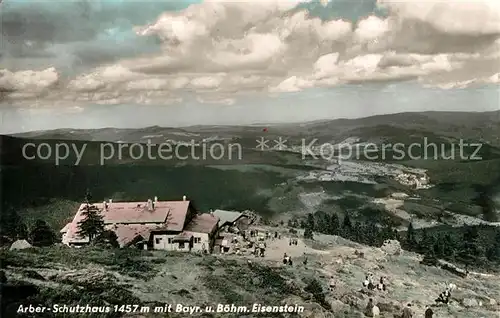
[435,283,456,305]
[248,230,259,238]
[250,230,281,241]
[253,242,266,257]
[361,281,455,317]
[363,282,453,317]
[362,273,387,291]
[289,238,298,246]
[401,303,434,318]
[283,253,293,266]
[365,301,434,317]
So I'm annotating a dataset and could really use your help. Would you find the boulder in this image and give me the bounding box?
[280,296,332,318]
[328,299,346,313]
[377,301,401,313]
[339,292,364,309]
[9,239,32,250]
[462,298,480,307]
[252,277,262,286]
[380,240,401,255]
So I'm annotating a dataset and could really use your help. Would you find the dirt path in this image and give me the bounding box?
[262,236,311,261]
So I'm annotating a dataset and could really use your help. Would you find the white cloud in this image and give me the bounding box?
[0,67,59,92]
[1,0,500,106]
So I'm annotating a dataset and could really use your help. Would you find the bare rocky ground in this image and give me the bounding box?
[3,227,500,318]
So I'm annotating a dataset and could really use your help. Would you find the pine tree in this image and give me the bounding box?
[380,223,395,242]
[474,186,498,222]
[29,220,55,247]
[365,221,379,246]
[421,248,439,266]
[353,221,363,243]
[433,234,446,258]
[304,227,314,240]
[77,190,105,242]
[300,220,307,229]
[342,214,352,228]
[443,233,457,258]
[393,229,400,241]
[17,223,28,240]
[306,213,315,231]
[342,214,353,239]
[328,214,340,236]
[314,211,330,234]
[95,230,119,248]
[457,226,486,266]
[495,229,500,260]
[418,230,439,266]
[406,222,416,247]
[304,278,330,310]
[419,229,436,254]
[0,207,28,242]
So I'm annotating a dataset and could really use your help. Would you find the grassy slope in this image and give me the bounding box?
[0,246,331,318]
[2,230,499,318]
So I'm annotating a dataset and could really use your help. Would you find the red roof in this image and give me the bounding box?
[184,213,219,234]
[111,224,159,247]
[63,200,191,244]
[76,200,190,229]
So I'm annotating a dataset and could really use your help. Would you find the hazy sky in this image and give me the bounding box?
[1,0,499,133]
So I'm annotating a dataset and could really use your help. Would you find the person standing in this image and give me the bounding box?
[363,275,369,288]
[402,303,413,318]
[364,298,374,317]
[328,276,336,291]
[425,306,433,318]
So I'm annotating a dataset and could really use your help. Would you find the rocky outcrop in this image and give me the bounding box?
[462,297,480,307]
[380,240,402,256]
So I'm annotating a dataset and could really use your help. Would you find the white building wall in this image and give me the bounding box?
[61,229,89,246]
[61,232,69,245]
[152,232,212,252]
[152,234,191,251]
[190,232,210,252]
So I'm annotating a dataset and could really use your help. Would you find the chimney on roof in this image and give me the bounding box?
[147,199,153,211]
[183,195,187,201]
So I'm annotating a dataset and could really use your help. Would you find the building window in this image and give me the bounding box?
[168,238,172,244]
[155,238,161,245]
[194,237,201,244]
[179,242,185,249]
